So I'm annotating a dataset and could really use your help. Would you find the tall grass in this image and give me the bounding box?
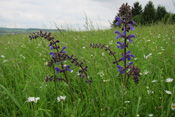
[0,23,175,116]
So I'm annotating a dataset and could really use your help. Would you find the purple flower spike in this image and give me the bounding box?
[55,67,61,74]
[115,17,122,26]
[115,31,122,39]
[117,41,125,49]
[49,52,55,57]
[128,34,136,43]
[117,65,124,74]
[61,47,67,53]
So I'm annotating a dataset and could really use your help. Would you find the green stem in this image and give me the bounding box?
[61,63,75,101]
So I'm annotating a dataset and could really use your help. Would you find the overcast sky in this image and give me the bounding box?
[0,0,175,30]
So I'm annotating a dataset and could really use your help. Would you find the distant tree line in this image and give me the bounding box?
[111,1,175,27]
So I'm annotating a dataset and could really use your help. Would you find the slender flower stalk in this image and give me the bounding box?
[90,3,140,86]
[115,3,140,86]
[29,30,91,101]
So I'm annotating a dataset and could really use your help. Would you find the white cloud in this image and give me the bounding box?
[0,0,174,30]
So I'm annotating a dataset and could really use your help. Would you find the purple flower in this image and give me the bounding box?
[49,52,55,57]
[117,65,124,74]
[115,17,122,26]
[66,65,71,72]
[49,44,53,50]
[55,67,62,74]
[60,47,67,53]
[117,42,125,49]
[129,62,133,66]
[129,20,135,25]
[129,24,134,31]
[122,28,126,36]
[115,31,122,39]
[128,34,136,43]
[120,51,134,61]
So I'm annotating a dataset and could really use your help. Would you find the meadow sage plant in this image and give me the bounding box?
[90,3,140,86]
[29,30,91,96]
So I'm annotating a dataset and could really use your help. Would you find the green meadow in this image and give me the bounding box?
[0,23,175,116]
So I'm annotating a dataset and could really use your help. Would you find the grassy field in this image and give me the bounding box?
[0,23,175,116]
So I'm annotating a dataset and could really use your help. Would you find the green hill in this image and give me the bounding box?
[0,27,66,34]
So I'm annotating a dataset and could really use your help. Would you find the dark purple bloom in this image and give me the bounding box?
[120,51,134,61]
[66,65,71,72]
[115,31,122,39]
[49,44,53,50]
[49,52,55,57]
[129,20,135,25]
[60,47,67,53]
[86,80,91,83]
[115,17,122,26]
[55,67,62,74]
[117,65,124,74]
[117,41,125,49]
[128,34,136,43]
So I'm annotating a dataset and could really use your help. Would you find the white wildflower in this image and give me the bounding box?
[27,97,40,103]
[147,90,154,94]
[3,60,8,63]
[134,58,138,60]
[144,53,152,59]
[143,70,149,75]
[103,79,110,82]
[148,114,153,117]
[102,52,105,56]
[171,103,175,110]
[83,46,85,49]
[57,96,66,102]
[98,71,104,77]
[124,101,130,103]
[165,90,171,95]
[152,80,157,83]
[1,55,5,58]
[44,62,48,65]
[165,78,173,83]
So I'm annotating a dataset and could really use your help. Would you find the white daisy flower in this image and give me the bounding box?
[3,60,8,63]
[148,114,153,117]
[57,96,66,102]
[152,80,157,83]
[103,79,110,82]
[147,90,154,94]
[44,62,48,65]
[165,90,172,95]
[171,103,175,110]
[98,71,104,77]
[143,70,149,75]
[124,101,130,103]
[165,78,173,83]
[27,97,40,103]
[1,55,5,58]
